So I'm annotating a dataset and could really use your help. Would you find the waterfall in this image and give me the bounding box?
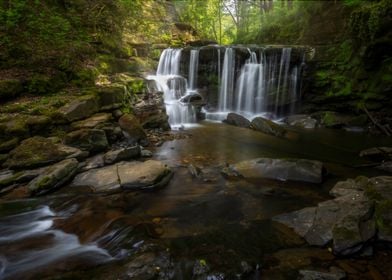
[218,48,235,112]
[188,49,199,91]
[149,45,304,129]
[148,48,197,129]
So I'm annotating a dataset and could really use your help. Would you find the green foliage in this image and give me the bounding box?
[349,0,392,42]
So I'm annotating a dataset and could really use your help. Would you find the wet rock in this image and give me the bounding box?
[133,97,170,130]
[0,168,44,188]
[284,114,318,129]
[224,113,251,128]
[96,85,124,111]
[188,164,201,178]
[56,95,99,122]
[0,154,7,165]
[65,129,108,153]
[0,138,19,153]
[226,158,324,183]
[104,146,141,164]
[0,79,23,101]
[273,177,390,256]
[4,136,84,169]
[79,154,105,172]
[124,251,174,280]
[251,117,287,137]
[112,109,124,119]
[70,113,112,130]
[359,147,392,161]
[299,267,346,280]
[119,114,147,144]
[179,93,206,107]
[377,161,392,173]
[118,160,172,190]
[71,164,120,192]
[312,111,354,129]
[273,207,317,237]
[141,149,153,157]
[28,158,79,195]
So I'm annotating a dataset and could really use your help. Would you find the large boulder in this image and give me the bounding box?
[118,160,172,189]
[273,176,392,256]
[225,158,324,184]
[250,117,287,137]
[28,158,79,195]
[65,129,108,153]
[118,114,147,143]
[56,95,99,122]
[224,113,251,128]
[70,113,112,130]
[4,136,85,169]
[71,165,120,193]
[133,94,170,130]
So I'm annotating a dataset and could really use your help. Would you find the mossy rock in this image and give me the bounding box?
[0,116,30,138]
[64,129,108,153]
[0,79,24,102]
[250,117,287,137]
[4,136,73,169]
[28,158,79,196]
[96,85,125,111]
[55,95,99,123]
[0,138,19,153]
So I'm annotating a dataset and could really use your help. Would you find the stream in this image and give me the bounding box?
[0,121,391,279]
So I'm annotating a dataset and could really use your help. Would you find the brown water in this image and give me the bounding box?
[0,122,391,279]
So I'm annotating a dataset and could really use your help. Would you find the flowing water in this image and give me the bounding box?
[0,122,391,279]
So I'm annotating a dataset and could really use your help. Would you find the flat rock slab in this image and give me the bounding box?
[72,165,120,192]
[28,158,79,195]
[71,160,172,192]
[71,113,112,130]
[227,158,324,183]
[56,95,99,122]
[104,146,140,165]
[118,160,172,189]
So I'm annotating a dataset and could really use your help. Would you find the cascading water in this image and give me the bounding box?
[150,46,305,128]
[148,48,198,129]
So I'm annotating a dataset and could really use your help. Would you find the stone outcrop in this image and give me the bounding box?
[56,95,99,122]
[273,176,392,256]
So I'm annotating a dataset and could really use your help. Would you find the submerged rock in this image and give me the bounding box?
[299,267,346,280]
[65,129,108,153]
[28,158,79,195]
[250,117,287,137]
[4,136,84,169]
[118,160,172,190]
[225,158,324,184]
[359,147,392,161]
[224,113,251,128]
